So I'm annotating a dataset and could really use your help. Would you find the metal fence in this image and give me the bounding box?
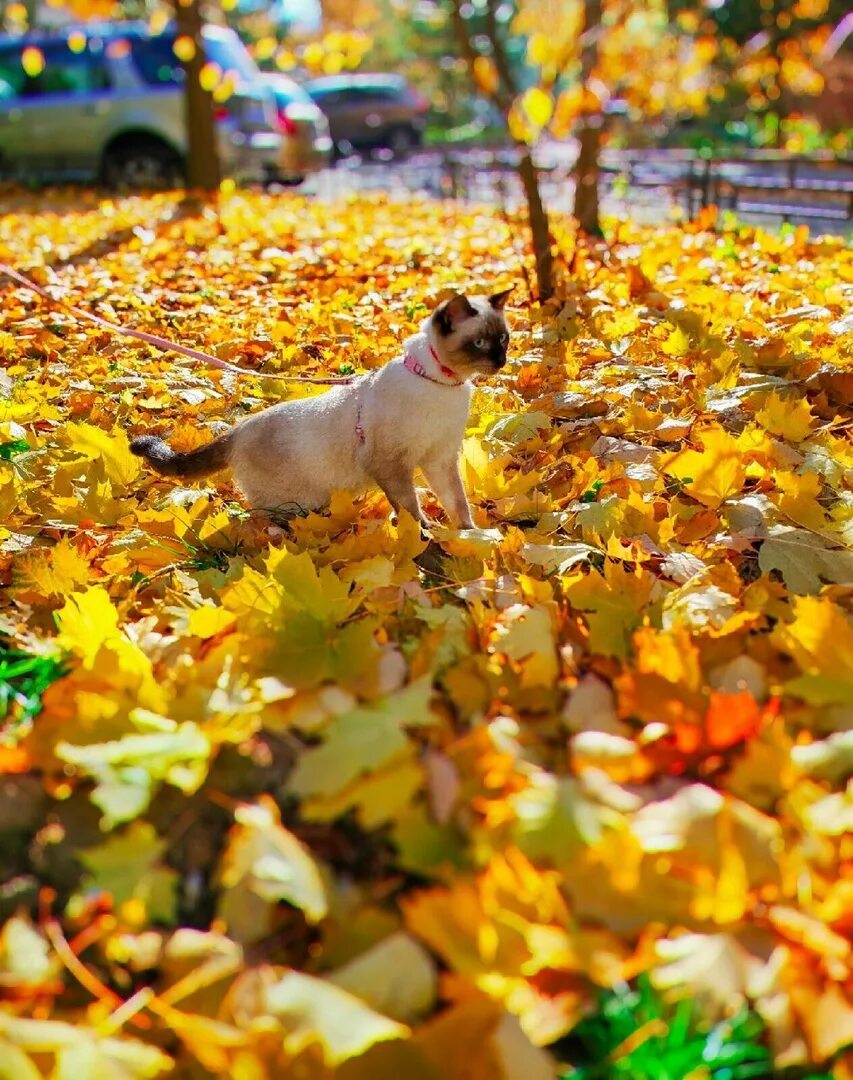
[307,146,853,230]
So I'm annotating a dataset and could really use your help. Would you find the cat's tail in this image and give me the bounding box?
[130,431,234,478]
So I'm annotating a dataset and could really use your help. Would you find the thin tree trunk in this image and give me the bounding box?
[175,0,220,192]
[518,151,554,301]
[573,0,603,234]
[574,121,602,235]
[773,84,790,148]
[450,0,554,301]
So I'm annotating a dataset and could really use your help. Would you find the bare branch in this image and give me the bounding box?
[449,0,514,114]
[483,0,520,100]
[580,0,603,86]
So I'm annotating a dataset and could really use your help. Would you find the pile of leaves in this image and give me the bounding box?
[0,189,851,1079]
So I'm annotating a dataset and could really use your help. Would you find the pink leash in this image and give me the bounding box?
[0,262,356,386]
[0,263,464,448]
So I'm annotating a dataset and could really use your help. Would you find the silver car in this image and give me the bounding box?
[0,22,285,187]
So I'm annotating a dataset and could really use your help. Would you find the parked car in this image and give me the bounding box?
[303,73,428,157]
[258,72,332,182]
[0,23,305,188]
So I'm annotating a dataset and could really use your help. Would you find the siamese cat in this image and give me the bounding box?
[131,289,512,527]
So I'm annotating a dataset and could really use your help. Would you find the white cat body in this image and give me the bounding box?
[230,328,472,516]
[131,290,511,527]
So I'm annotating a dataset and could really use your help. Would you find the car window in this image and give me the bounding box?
[266,78,313,107]
[0,49,27,98]
[0,42,109,98]
[307,82,403,106]
[322,87,376,105]
[130,30,258,88]
[307,86,342,105]
[130,35,183,86]
[361,85,403,102]
[201,31,259,84]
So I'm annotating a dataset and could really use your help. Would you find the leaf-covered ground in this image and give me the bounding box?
[0,190,851,1079]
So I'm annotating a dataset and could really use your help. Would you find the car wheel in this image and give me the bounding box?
[102,139,183,191]
[388,126,416,158]
[265,174,306,188]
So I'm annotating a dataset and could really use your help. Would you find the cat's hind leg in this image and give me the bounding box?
[369,462,422,524]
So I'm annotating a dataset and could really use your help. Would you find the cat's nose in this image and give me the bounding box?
[493,354,507,369]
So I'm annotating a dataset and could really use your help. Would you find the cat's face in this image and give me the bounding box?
[431,289,512,378]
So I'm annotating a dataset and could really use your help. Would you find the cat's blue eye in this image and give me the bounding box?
[474,337,486,349]
[500,333,508,344]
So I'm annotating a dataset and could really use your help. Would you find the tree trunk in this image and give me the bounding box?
[573,0,603,234]
[175,0,220,193]
[518,151,554,302]
[449,0,554,301]
[23,0,38,29]
[573,121,602,235]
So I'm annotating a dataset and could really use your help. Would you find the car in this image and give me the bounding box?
[303,73,429,157]
[0,22,294,188]
[258,72,332,182]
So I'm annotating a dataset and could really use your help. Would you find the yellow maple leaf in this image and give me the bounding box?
[196,508,241,547]
[774,469,828,531]
[78,820,178,924]
[565,561,655,659]
[301,754,423,828]
[253,970,407,1064]
[221,565,283,625]
[661,424,745,508]
[20,537,90,597]
[0,1015,173,1079]
[327,931,437,1025]
[690,805,749,924]
[489,604,559,688]
[289,679,433,799]
[661,325,690,357]
[772,595,853,705]
[54,585,122,666]
[265,546,357,622]
[634,625,702,690]
[64,422,141,488]
[0,462,16,521]
[0,914,56,990]
[186,605,238,639]
[217,796,328,943]
[755,391,814,442]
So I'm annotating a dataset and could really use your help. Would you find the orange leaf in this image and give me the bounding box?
[705,691,762,750]
[0,746,31,773]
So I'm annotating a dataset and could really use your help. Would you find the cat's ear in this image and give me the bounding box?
[433,293,477,335]
[489,287,514,310]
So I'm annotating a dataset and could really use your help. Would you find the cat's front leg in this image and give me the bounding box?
[371,463,423,525]
[422,454,474,529]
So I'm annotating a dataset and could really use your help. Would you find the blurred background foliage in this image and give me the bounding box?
[2,0,851,155]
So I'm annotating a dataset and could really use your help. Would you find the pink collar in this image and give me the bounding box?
[403,344,464,387]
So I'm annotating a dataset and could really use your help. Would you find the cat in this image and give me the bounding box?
[130,289,512,527]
